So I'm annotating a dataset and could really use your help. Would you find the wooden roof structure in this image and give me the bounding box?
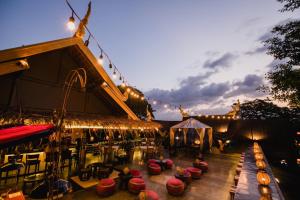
[0,37,140,122]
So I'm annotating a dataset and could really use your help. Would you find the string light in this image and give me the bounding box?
[67,12,75,31]
[84,34,91,46]
[65,1,243,112]
[121,81,126,88]
[97,50,103,65]
[112,69,117,79]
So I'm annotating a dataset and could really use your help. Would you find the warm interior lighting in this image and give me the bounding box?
[102,82,108,87]
[153,101,157,105]
[121,82,126,87]
[126,88,131,92]
[67,13,75,31]
[194,139,200,145]
[164,104,168,108]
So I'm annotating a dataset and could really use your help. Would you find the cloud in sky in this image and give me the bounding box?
[146,51,267,120]
[245,46,268,55]
[224,74,265,98]
[203,53,237,69]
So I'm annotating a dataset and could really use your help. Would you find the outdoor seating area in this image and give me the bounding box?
[1,1,299,199]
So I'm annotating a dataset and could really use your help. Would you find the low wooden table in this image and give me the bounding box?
[70,170,120,189]
[22,173,45,194]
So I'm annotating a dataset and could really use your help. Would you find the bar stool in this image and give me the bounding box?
[45,152,59,174]
[25,154,40,175]
[8,154,23,163]
[60,150,72,172]
[0,162,23,183]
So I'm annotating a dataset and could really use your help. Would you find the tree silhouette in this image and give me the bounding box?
[264,0,300,107]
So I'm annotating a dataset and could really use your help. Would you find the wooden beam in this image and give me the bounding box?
[0,59,29,76]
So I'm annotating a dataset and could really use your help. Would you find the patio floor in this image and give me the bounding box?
[63,151,240,200]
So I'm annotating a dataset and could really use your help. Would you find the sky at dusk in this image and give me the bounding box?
[1,0,299,120]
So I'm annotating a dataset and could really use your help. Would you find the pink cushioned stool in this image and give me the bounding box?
[128,177,146,194]
[165,159,173,169]
[148,163,161,175]
[138,190,159,200]
[186,167,202,179]
[96,178,116,197]
[166,178,184,196]
[130,169,142,178]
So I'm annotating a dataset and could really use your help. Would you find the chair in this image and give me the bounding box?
[25,154,40,175]
[45,152,59,174]
[0,162,24,183]
[60,150,72,172]
[7,154,23,163]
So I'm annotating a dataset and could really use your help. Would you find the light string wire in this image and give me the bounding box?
[65,0,237,119]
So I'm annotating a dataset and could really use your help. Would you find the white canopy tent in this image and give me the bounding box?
[170,118,213,151]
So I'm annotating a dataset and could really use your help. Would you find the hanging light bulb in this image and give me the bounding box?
[126,88,131,92]
[141,96,145,100]
[119,75,122,81]
[112,69,117,79]
[67,12,75,31]
[97,51,103,65]
[153,100,157,105]
[121,81,126,87]
[164,104,168,108]
[109,62,113,69]
[136,94,140,98]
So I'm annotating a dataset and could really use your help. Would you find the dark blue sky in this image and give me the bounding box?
[1,0,298,120]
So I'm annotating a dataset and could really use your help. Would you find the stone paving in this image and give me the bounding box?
[64,152,240,200]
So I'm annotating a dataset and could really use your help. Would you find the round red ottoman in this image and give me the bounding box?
[195,161,208,172]
[183,169,192,184]
[186,167,202,179]
[148,159,157,165]
[130,169,142,178]
[138,190,159,200]
[165,159,173,169]
[128,178,146,194]
[96,178,116,197]
[148,163,161,175]
[166,178,184,196]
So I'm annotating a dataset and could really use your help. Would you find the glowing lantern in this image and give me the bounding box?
[257,172,271,186]
[194,139,200,145]
[256,160,266,170]
[255,153,264,161]
[254,148,262,154]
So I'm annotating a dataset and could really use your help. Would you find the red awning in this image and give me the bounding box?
[0,124,54,146]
